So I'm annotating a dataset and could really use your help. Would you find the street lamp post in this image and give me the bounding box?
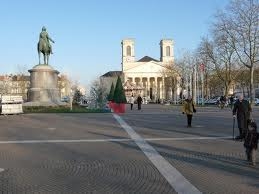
[70,89,73,111]
[193,64,197,104]
[201,72,204,106]
[200,63,205,106]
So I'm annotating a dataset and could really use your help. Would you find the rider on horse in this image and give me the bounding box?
[39,26,54,54]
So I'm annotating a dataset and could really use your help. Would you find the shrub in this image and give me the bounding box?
[107,82,115,101]
[113,76,127,104]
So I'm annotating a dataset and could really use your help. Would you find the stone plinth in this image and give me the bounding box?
[26,64,64,106]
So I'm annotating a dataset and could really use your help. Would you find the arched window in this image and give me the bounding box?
[126,46,131,56]
[166,46,170,56]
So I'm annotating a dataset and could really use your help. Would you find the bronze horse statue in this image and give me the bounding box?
[37,26,54,65]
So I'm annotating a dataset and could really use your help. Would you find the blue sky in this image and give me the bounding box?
[0,0,229,89]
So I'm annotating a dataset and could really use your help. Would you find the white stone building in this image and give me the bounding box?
[0,74,72,101]
[121,38,175,101]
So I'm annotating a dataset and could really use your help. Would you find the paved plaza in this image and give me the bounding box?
[0,104,258,193]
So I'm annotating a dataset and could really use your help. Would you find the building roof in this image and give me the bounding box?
[12,75,30,81]
[101,71,122,77]
[137,56,159,62]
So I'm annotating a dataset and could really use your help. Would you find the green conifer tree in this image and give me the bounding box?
[73,89,83,104]
[113,76,127,103]
[107,82,115,101]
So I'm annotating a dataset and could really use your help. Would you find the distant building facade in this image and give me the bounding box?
[0,74,30,100]
[0,74,72,101]
[101,38,176,102]
[58,74,73,98]
[122,39,175,101]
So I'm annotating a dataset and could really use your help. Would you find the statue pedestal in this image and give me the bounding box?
[26,64,65,106]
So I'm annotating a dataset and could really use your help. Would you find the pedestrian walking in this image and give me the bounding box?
[129,95,134,110]
[182,96,196,127]
[233,94,251,140]
[244,121,259,166]
[137,95,142,110]
[219,95,226,109]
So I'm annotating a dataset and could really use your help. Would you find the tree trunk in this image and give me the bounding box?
[250,66,255,103]
[225,85,228,97]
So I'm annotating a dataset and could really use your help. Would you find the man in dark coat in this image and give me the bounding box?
[233,95,252,140]
[137,95,142,110]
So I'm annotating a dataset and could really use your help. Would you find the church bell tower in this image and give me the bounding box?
[160,39,174,64]
[121,39,135,70]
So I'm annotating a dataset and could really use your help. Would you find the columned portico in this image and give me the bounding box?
[121,38,176,102]
[125,76,166,101]
[147,77,150,97]
[161,77,164,101]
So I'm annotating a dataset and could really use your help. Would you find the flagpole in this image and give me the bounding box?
[200,63,205,106]
[201,71,204,106]
[193,64,197,104]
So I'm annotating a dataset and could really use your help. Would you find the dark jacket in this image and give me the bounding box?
[244,129,259,149]
[233,99,251,129]
[137,96,142,104]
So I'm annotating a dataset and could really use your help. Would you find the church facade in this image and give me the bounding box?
[121,38,175,102]
[100,38,177,102]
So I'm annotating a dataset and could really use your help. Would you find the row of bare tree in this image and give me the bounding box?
[164,0,258,102]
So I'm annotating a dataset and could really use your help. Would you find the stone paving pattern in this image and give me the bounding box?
[0,104,258,193]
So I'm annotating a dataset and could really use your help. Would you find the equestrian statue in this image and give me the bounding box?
[37,26,55,65]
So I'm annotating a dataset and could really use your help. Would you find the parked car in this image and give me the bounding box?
[79,99,88,107]
[243,97,251,103]
[61,96,70,102]
[254,98,259,105]
[205,98,218,105]
[163,99,171,105]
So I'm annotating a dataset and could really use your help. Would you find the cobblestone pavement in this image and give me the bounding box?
[0,105,258,193]
[122,104,259,193]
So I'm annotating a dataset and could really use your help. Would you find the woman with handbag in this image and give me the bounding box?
[182,96,196,127]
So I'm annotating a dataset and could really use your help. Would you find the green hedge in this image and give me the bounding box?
[23,105,111,113]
